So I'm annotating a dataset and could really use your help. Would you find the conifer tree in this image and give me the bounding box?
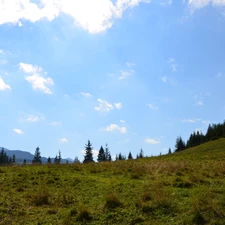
[74,156,80,164]
[175,137,186,152]
[105,144,111,161]
[168,148,172,154]
[32,147,42,164]
[97,146,105,162]
[128,152,133,160]
[139,149,144,158]
[47,157,51,164]
[83,140,94,163]
[12,154,16,163]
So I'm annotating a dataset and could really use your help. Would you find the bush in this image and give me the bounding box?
[105,193,122,210]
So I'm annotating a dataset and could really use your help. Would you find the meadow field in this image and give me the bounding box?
[1,138,225,224]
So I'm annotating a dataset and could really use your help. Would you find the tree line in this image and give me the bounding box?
[172,121,225,153]
[0,148,16,165]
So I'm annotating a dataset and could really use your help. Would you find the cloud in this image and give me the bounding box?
[188,0,225,9]
[196,99,204,106]
[20,62,54,94]
[26,115,40,122]
[118,70,133,80]
[114,102,122,109]
[19,63,42,74]
[120,120,126,123]
[0,77,11,91]
[103,124,127,133]
[181,119,197,123]
[216,72,225,78]
[161,76,167,83]
[49,121,60,126]
[13,128,24,135]
[147,103,159,110]
[0,60,7,65]
[0,0,150,34]
[145,138,160,144]
[25,74,54,94]
[0,50,3,54]
[168,58,178,72]
[81,92,92,98]
[160,0,172,6]
[59,138,68,143]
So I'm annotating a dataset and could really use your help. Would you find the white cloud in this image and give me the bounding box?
[94,99,114,112]
[19,63,42,74]
[114,102,122,109]
[197,99,204,106]
[0,50,3,54]
[25,74,54,94]
[216,72,225,78]
[0,77,11,91]
[118,70,133,80]
[49,121,60,126]
[0,60,7,65]
[103,124,127,133]
[181,119,197,123]
[161,76,167,83]
[160,0,172,6]
[27,115,39,122]
[145,138,160,144]
[147,103,159,110]
[13,128,24,135]
[59,138,68,143]
[188,0,225,9]
[120,120,126,123]
[81,92,92,98]
[0,0,150,34]
[168,58,178,72]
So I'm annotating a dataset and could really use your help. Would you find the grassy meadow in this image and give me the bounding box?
[1,138,225,224]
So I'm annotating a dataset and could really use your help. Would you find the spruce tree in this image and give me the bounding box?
[104,144,111,161]
[47,157,51,164]
[139,149,144,158]
[12,154,16,163]
[74,156,80,164]
[32,147,42,164]
[97,146,105,162]
[128,152,133,160]
[168,148,172,154]
[83,140,94,163]
[175,137,186,152]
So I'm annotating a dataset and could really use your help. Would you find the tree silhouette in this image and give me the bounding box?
[32,147,42,164]
[83,140,94,163]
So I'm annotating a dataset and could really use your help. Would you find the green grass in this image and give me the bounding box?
[1,138,225,224]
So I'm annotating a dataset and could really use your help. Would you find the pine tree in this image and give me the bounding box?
[168,148,172,154]
[32,147,42,164]
[139,149,144,158]
[12,154,16,163]
[23,159,26,165]
[54,155,59,164]
[175,136,186,152]
[47,157,51,164]
[83,140,94,163]
[74,157,80,164]
[97,146,105,162]
[58,150,62,164]
[104,144,111,161]
[128,152,133,160]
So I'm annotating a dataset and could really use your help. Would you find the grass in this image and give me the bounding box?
[0,138,225,224]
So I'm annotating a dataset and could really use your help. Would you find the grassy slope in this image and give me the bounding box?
[0,138,225,225]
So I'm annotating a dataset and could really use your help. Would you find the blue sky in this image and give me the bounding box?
[0,0,225,160]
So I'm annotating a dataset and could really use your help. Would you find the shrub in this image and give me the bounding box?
[105,193,122,210]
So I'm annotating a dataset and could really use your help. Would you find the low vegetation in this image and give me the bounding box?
[0,138,225,224]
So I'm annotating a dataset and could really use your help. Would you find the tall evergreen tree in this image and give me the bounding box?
[32,147,42,164]
[128,152,133,160]
[168,148,172,154]
[47,157,51,164]
[74,156,80,164]
[83,140,94,163]
[104,144,111,161]
[139,149,144,158]
[58,150,62,164]
[97,146,105,162]
[12,154,16,163]
[175,137,186,152]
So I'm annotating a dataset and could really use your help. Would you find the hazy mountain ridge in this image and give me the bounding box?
[0,147,73,164]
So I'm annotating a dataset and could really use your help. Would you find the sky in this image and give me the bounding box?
[0,0,225,160]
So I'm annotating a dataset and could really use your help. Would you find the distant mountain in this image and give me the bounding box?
[0,147,73,164]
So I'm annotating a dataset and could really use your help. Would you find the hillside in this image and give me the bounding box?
[0,139,225,224]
